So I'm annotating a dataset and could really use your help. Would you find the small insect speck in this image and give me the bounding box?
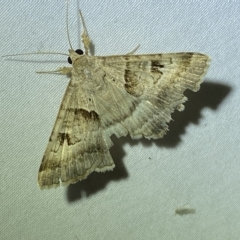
[175,207,196,216]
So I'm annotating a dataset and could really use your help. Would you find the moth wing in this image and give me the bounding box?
[38,80,114,189]
[95,52,210,140]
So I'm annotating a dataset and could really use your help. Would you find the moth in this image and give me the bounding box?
[6,9,210,189]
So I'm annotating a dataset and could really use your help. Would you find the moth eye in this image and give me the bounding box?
[67,49,84,64]
[67,57,72,64]
[75,49,84,55]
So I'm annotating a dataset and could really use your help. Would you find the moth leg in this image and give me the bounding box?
[79,10,91,56]
[36,67,72,75]
[126,44,140,55]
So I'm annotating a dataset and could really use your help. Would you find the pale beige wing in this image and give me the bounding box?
[38,78,115,189]
[38,52,209,189]
[96,52,210,140]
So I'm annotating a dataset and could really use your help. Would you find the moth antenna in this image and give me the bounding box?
[2,52,68,58]
[3,1,72,59]
[79,10,91,55]
[66,0,74,50]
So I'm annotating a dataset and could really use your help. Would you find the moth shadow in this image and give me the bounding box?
[66,136,128,202]
[66,80,231,202]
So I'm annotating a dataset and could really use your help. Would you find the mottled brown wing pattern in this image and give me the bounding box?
[38,76,115,189]
[38,52,210,189]
[98,52,210,140]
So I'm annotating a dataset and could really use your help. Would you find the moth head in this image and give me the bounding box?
[68,49,84,64]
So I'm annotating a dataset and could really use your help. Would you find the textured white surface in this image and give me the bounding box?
[0,1,239,239]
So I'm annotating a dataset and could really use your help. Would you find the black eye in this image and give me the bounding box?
[67,49,84,64]
[67,57,72,64]
[75,49,84,55]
